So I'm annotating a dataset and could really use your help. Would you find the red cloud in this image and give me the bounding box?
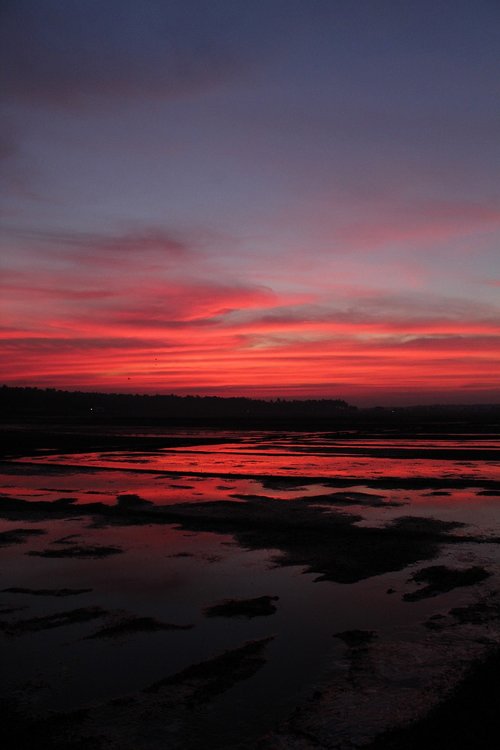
[2,223,499,403]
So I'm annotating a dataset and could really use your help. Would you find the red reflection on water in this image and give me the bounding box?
[20,434,500,482]
[0,471,262,506]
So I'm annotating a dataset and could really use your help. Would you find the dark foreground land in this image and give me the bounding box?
[1,402,500,748]
[367,648,500,750]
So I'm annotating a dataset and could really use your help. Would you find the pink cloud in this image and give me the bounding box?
[2,218,499,403]
[333,200,500,251]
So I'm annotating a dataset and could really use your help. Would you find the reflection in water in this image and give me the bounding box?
[1,430,500,746]
[17,432,500,481]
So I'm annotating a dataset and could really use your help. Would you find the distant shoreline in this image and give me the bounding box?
[1,385,500,432]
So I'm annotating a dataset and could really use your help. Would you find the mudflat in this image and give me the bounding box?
[1,423,500,748]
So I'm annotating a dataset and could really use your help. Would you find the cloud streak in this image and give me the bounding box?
[2,237,499,404]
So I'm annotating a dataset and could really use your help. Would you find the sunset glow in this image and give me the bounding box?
[1,1,499,405]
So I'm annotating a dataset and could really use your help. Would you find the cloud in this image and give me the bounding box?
[0,0,298,108]
[2,257,499,404]
[1,246,280,337]
[3,225,190,265]
[2,329,498,403]
[0,1,226,105]
[332,200,500,252]
[219,289,500,341]
[2,215,499,404]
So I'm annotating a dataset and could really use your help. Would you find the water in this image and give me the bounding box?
[14,432,500,480]
[1,429,500,745]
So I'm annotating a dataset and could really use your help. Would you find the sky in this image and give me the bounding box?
[1,0,499,406]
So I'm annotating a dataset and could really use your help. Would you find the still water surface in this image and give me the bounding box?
[1,430,500,744]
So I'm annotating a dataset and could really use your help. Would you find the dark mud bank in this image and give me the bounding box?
[0,493,486,584]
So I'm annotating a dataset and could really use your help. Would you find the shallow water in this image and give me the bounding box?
[1,429,500,747]
[14,431,500,481]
